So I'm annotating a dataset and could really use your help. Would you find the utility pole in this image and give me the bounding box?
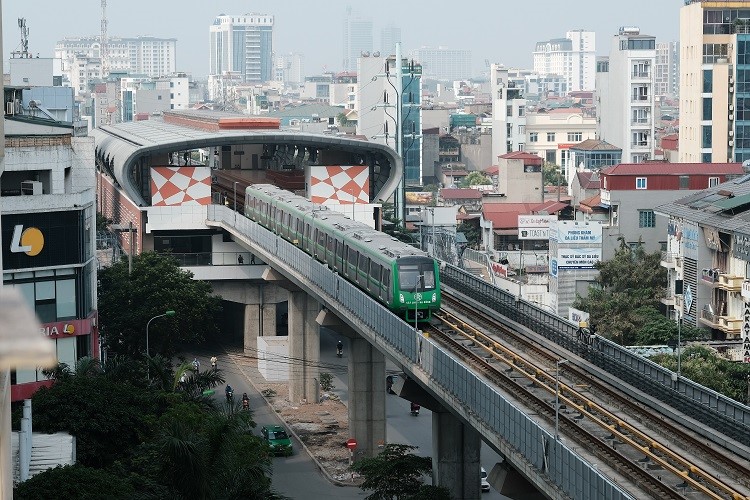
[100,0,109,77]
[395,42,404,225]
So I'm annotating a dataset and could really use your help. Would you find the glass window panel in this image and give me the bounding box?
[56,279,76,318]
[56,268,75,275]
[702,98,712,121]
[57,337,77,369]
[36,302,56,323]
[16,283,35,309]
[35,270,54,278]
[35,281,55,300]
[703,69,713,93]
[15,368,38,384]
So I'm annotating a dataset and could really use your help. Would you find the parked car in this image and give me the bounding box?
[481,467,490,492]
[261,425,293,456]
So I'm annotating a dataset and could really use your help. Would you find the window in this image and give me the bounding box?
[610,205,619,226]
[529,132,538,142]
[702,125,712,148]
[679,176,690,189]
[639,210,656,228]
[567,132,582,142]
[632,131,649,147]
[506,105,512,117]
[518,106,525,117]
[547,132,556,142]
[518,125,525,135]
[709,176,720,187]
[702,97,712,121]
[703,69,713,93]
[636,177,647,189]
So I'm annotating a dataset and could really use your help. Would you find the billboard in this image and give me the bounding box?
[2,211,85,270]
[151,166,211,206]
[518,215,557,240]
[550,220,603,244]
[554,247,602,269]
[309,166,369,204]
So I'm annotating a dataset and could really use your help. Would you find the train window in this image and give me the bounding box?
[297,219,303,235]
[359,256,369,273]
[422,269,436,290]
[382,270,390,299]
[318,230,326,247]
[313,229,318,247]
[336,240,343,260]
[328,236,334,252]
[347,247,357,275]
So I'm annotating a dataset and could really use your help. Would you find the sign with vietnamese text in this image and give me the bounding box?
[735,232,750,262]
[551,221,603,244]
[743,302,750,363]
[556,248,602,269]
[682,221,699,260]
[518,215,556,240]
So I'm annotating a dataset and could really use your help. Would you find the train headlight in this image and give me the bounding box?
[399,294,405,303]
[432,293,436,302]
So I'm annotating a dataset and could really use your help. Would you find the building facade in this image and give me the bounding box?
[679,1,750,163]
[55,36,176,82]
[342,8,373,71]
[596,27,656,163]
[654,41,679,99]
[533,30,596,92]
[274,52,304,86]
[490,65,526,161]
[381,25,401,57]
[209,14,274,84]
[524,109,597,174]
[2,94,98,401]
[414,47,472,82]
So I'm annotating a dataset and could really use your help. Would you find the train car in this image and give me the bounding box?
[245,184,440,322]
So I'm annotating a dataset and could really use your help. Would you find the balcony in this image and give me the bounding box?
[631,119,651,127]
[716,274,743,292]
[660,252,679,269]
[718,316,742,336]
[699,308,721,328]
[631,96,651,104]
[660,291,677,306]
[631,71,651,79]
[700,268,721,286]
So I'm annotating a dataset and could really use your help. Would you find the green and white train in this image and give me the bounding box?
[245,184,441,322]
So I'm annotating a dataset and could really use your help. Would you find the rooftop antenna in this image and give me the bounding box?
[11,18,31,59]
[101,0,109,77]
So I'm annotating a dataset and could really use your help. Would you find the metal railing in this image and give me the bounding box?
[168,251,257,266]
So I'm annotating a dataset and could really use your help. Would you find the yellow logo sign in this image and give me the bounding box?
[10,225,44,256]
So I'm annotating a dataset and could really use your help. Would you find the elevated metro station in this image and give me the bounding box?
[93,109,404,348]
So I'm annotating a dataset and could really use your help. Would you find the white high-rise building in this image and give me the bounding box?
[533,30,595,92]
[274,53,304,85]
[595,27,656,163]
[55,36,176,81]
[415,47,472,82]
[342,8,373,71]
[209,14,274,84]
[490,64,527,161]
[654,41,679,99]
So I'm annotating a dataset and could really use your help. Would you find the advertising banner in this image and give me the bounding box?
[518,214,557,240]
[556,248,602,269]
[553,221,603,244]
[2,211,84,270]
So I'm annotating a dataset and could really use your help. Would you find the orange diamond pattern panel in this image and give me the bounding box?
[309,166,370,204]
[151,166,211,206]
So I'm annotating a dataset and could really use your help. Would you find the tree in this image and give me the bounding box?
[634,308,709,346]
[573,240,667,344]
[456,220,481,249]
[98,252,223,358]
[543,162,564,187]
[14,464,135,500]
[337,112,350,127]
[459,172,490,187]
[352,444,434,499]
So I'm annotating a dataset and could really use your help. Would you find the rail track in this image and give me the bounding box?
[429,290,750,500]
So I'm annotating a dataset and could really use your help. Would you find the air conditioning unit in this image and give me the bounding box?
[730,76,735,84]
[730,113,735,120]
[730,86,735,93]
[730,104,735,111]
[730,130,735,137]
[729,139,735,147]
[20,181,42,195]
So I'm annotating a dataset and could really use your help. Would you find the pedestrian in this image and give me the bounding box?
[237,254,244,264]
[179,372,187,389]
[192,357,200,371]
[210,355,217,370]
[250,254,256,265]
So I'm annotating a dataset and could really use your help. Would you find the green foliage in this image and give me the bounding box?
[27,357,281,499]
[652,345,750,403]
[573,241,667,344]
[456,221,481,249]
[634,309,709,346]
[543,162,564,187]
[337,112,350,127]
[319,372,335,391]
[98,251,223,358]
[96,213,113,231]
[459,171,490,187]
[352,443,434,499]
[31,374,168,467]
[410,485,453,500]
[14,464,135,500]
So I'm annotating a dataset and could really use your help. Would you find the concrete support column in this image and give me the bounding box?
[349,336,386,460]
[432,411,481,500]
[288,291,319,403]
[243,304,260,355]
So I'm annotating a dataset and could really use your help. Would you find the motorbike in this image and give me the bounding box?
[242,398,250,411]
[226,390,234,403]
[336,343,343,358]
[410,402,420,416]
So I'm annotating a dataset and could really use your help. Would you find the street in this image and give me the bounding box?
[189,327,510,499]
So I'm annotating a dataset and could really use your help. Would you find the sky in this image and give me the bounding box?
[2,0,682,79]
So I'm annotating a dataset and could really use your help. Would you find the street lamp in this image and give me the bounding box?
[555,359,569,441]
[146,310,176,380]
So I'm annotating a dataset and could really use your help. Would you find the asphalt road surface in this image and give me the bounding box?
[189,327,511,499]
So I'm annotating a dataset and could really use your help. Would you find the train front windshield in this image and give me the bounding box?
[399,261,436,292]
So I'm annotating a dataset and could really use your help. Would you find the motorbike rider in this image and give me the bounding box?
[410,401,420,415]
[241,392,250,409]
[225,384,234,402]
[336,340,343,357]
